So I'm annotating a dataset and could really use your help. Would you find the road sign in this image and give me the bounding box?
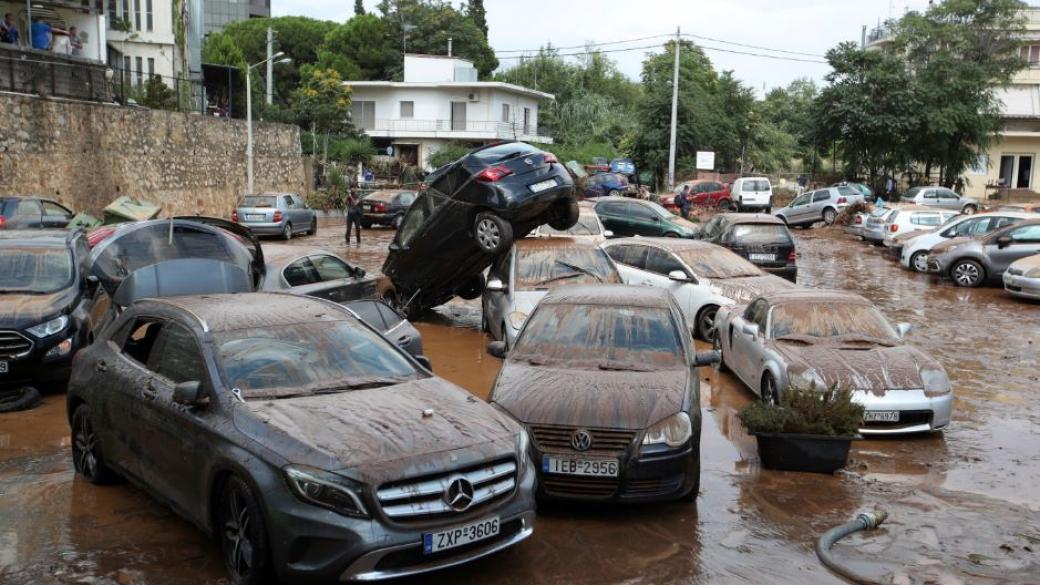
[696,151,715,171]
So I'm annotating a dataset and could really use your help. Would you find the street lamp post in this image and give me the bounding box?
[246,52,292,194]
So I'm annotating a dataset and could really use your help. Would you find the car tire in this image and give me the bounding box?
[695,305,719,341]
[361,220,372,229]
[664,232,680,238]
[457,274,485,301]
[712,331,729,373]
[281,222,292,241]
[963,205,978,215]
[393,214,404,229]
[71,404,117,484]
[217,476,271,585]
[910,251,929,273]
[718,199,734,211]
[822,207,837,225]
[548,200,580,231]
[680,458,700,503]
[309,218,318,236]
[761,372,780,406]
[0,386,41,413]
[951,259,985,288]
[474,212,513,254]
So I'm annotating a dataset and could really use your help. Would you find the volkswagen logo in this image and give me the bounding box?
[571,429,593,451]
[443,477,475,512]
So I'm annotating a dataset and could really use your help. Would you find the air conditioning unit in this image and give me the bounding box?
[467,92,480,102]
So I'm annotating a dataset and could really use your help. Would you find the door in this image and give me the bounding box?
[41,201,73,228]
[786,192,813,223]
[999,155,1015,187]
[451,101,467,131]
[1017,156,1034,189]
[936,189,961,210]
[603,244,649,284]
[728,299,768,385]
[10,199,43,229]
[286,255,371,302]
[523,107,531,135]
[988,224,1040,275]
[137,321,209,517]
[596,200,630,236]
[643,248,700,324]
[921,189,941,208]
[627,202,663,236]
[808,189,833,221]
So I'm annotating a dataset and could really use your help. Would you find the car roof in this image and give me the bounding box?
[736,176,769,181]
[142,293,351,333]
[516,236,603,251]
[714,213,784,225]
[0,229,77,245]
[365,189,414,201]
[262,244,339,267]
[604,237,717,253]
[757,289,873,306]
[540,284,674,309]
[975,210,1037,218]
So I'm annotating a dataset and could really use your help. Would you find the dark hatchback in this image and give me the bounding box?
[0,196,75,230]
[593,197,700,238]
[0,230,95,389]
[67,293,536,584]
[362,190,418,229]
[490,285,717,503]
[383,142,577,314]
[698,213,797,282]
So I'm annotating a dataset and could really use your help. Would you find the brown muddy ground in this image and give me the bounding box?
[2,222,1039,584]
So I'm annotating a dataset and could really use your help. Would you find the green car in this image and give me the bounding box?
[593,197,701,238]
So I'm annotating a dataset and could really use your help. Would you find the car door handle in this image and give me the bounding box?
[396,335,410,346]
[95,361,108,373]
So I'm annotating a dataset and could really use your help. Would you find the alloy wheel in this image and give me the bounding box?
[72,411,99,479]
[911,252,929,273]
[223,486,254,581]
[698,307,718,341]
[823,209,837,225]
[762,374,779,406]
[952,262,981,287]
[476,218,501,251]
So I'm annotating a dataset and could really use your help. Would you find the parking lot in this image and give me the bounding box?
[2,221,1038,585]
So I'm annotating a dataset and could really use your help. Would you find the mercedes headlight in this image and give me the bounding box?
[508,311,528,331]
[27,315,68,339]
[641,412,692,449]
[921,368,952,396]
[283,465,368,518]
[788,367,826,391]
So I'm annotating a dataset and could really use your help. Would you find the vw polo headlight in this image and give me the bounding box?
[788,367,826,391]
[1026,267,1040,278]
[641,412,692,450]
[284,465,368,518]
[27,315,68,339]
[921,368,952,396]
[508,311,528,331]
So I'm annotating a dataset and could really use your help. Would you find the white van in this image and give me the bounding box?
[731,177,773,212]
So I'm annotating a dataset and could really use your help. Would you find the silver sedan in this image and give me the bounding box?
[714,289,954,435]
[1004,253,1040,300]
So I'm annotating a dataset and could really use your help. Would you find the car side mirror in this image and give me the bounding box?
[693,350,721,367]
[85,274,99,292]
[896,323,912,338]
[353,267,366,279]
[487,340,508,359]
[389,242,401,252]
[740,322,759,338]
[996,236,1012,249]
[415,355,433,371]
[668,270,689,282]
[486,279,507,293]
[172,381,205,407]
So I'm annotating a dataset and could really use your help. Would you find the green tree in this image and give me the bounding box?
[466,0,488,38]
[139,75,178,111]
[319,14,397,80]
[378,0,498,78]
[428,142,472,168]
[354,0,366,16]
[293,67,353,164]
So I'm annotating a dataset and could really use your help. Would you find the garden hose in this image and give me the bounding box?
[815,510,889,585]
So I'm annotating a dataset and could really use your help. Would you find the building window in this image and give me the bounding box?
[107,0,117,27]
[502,103,510,123]
[523,107,531,135]
[135,56,143,86]
[146,0,153,31]
[122,55,130,84]
[147,57,155,80]
[134,0,142,30]
[1020,45,1040,66]
[352,101,376,131]
[400,101,414,119]
[120,0,130,26]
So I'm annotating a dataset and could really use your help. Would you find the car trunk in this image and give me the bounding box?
[237,196,278,222]
[724,225,794,268]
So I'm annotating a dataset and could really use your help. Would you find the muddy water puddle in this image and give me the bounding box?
[1,225,1038,584]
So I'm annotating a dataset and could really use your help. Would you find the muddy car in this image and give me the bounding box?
[383,142,577,313]
[715,289,953,435]
[1003,253,1040,300]
[66,293,535,583]
[482,237,621,348]
[0,230,95,392]
[232,192,318,240]
[261,244,392,304]
[529,205,611,241]
[489,285,717,502]
[343,298,425,359]
[601,238,796,341]
[0,196,75,230]
[926,219,1040,287]
[697,214,797,282]
[361,189,418,229]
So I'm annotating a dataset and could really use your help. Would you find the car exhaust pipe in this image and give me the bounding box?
[815,510,888,585]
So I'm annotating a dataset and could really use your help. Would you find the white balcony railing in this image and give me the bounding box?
[361,118,543,139]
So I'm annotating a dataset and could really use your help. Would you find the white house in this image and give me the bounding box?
[345,54,554,169]
[106,0,179,85]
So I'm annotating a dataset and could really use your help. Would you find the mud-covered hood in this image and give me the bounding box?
[1010,253,1040,272]
[710,273,796,303]
[929,236,973,256]
[492,362,688,430]
[668,216,701,234]
[0,288,76,330]
[236,377,521,481]
[774,339,944,393]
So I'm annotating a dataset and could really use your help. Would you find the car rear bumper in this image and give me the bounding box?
[861,227,886,242]
[760,265,797,283]
[534,443,697,503]
[1003,273,1040,300]
[852,389,953,435]
[362,213,397,224]
[238,221,287,235]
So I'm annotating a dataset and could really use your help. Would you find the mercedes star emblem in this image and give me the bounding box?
[571,429,593,451]
[443,477,475,512]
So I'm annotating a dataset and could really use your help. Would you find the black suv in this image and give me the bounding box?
[383,142,577,313]
[0,230,95,390]
[698,213,798,282]
[0,197,75,230]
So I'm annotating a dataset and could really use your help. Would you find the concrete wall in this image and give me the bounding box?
[0,93,308,216]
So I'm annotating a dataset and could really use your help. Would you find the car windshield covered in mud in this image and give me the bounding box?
[0,245,73,293]
[714,289,952,435]
[67,292,536,583]
[383,142,577,314]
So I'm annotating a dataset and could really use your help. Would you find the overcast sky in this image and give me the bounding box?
[274,0,934,94]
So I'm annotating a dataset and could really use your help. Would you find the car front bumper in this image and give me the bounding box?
[0,331,79,389]
[264,464,536,583]
[238,220,288,236]
[852,389,953,435]
[1003,272,1040,300]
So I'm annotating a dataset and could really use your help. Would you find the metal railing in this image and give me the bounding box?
[0,47,110,102]
[364,118,540,138]
[867,25,895,45]
[111,68,206,114]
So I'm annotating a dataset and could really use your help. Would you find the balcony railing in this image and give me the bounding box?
[0,45,110,102]
[362,118,543,139]
[867,25,895,45]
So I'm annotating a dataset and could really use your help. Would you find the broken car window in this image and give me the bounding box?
[215,320,417,396]
[769,302,897,341]
[511,303,685,370]
[0,247,73,294]
[122,319,163,366]
[153,322,206,384]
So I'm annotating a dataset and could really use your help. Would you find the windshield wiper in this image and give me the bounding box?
[598,363,652,372]
[556,260,605,282]
[313,377,404,394]
[532,272,584,286]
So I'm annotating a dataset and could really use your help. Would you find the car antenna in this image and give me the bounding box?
[168,215,174,246]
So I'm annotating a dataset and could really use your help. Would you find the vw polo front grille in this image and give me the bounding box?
[529,425,636,455]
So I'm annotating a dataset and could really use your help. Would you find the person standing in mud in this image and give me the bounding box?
[345,188,362,244]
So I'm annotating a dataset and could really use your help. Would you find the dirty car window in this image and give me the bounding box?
[541,215,601,236]
[241,196,276,208]
[515,247,620,290]
[216,321,417,396]
[512,304,685,370]
[676,247,760,279]
[0,248,73,293]
[727,224,792,245]
[770,302,897,340]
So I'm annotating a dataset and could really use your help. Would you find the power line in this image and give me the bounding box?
[496,42,828,64]
[680,33,824,58]
[495,31,824,61]
[495,34,674,54]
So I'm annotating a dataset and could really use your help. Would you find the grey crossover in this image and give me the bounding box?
[233,192,318,240]
[927,219,1040,287]
[67,293,536,583]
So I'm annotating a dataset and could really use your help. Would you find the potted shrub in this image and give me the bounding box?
[739,385,864,474]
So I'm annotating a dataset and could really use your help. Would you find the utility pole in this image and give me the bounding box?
[265,27,274,105]
[667,27,680,191]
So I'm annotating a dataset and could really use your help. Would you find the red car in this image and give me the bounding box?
[662,180,732,211]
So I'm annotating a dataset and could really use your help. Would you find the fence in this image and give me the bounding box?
[0,47,110,102]
[111,68,208,114]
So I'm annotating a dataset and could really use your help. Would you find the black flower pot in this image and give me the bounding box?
[753,432,858,474]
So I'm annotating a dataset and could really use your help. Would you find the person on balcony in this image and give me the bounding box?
[69,26,83,57]
[0,13,19,45]
[30,16,51,51]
